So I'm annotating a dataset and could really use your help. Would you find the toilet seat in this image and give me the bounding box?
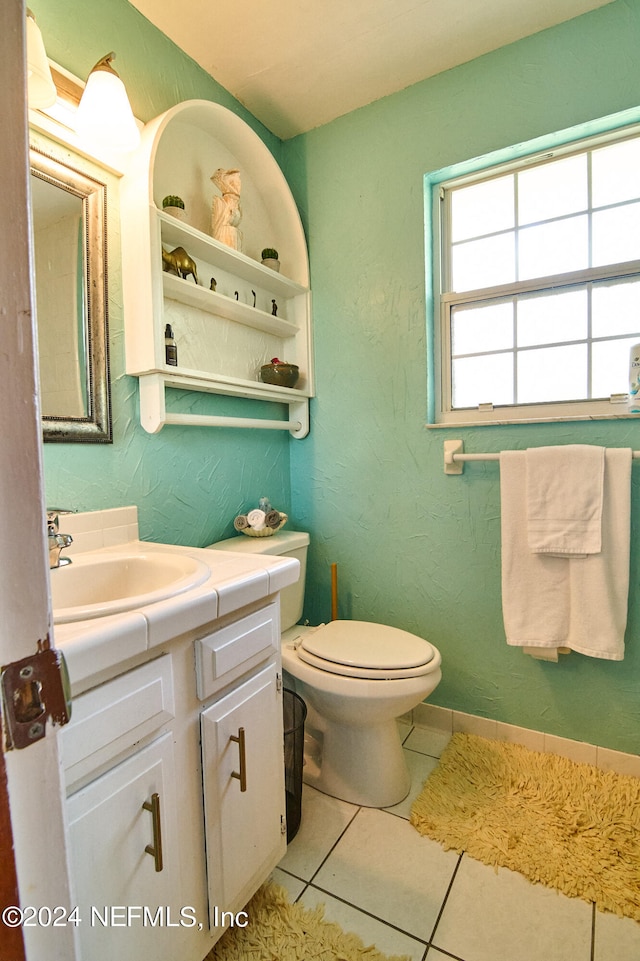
[294,620,437,679]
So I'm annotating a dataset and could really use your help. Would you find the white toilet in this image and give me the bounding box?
[208,530,442,807]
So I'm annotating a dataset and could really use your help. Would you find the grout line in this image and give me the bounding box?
[404,745,443,760]
[590,902,596,961]
[401,724,416,746]
[424,945,467,961]
[427,851,464,947]
[384,807,415,823]
[304,880,430,948]
[306,804,363,885]
[275,864,310,894]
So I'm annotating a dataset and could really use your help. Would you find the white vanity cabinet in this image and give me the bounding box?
[60,598,288,961]
[121,99,313,437]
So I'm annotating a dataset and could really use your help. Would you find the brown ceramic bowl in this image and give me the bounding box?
[260,362,299,388]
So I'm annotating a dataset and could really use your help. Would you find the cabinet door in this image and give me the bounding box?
[201,663,286,918]
[66,734,184,961]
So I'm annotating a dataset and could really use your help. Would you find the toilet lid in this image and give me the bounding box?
[296,620,438,679]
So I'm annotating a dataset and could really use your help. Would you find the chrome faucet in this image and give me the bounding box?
[47,511,73,569]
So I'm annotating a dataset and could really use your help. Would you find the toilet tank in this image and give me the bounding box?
[206,530,309,632]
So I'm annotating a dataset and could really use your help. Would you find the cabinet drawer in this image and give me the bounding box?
[195,602,279,700]
[62,655,175,790]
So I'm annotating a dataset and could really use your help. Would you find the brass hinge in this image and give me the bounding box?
[1,636,72,750]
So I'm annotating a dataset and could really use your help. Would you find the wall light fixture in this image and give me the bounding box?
[26,8,56,108]
[75,52,140,153]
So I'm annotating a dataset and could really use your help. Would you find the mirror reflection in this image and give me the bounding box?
[30,147,111,442]
[31,174,87,418]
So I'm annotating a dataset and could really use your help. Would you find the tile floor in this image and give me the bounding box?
[272,723,640,961]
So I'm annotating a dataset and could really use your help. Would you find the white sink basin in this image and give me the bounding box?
[51,551,211,623]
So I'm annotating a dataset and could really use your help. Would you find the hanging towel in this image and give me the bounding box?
[522,645,571,662]
[526,445,605,555]
[500,448,631,661]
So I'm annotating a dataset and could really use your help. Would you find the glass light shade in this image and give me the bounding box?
[26,10,56,108]
[75,58,140,153]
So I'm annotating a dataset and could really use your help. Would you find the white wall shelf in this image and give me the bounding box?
[162,273,300,339]
[121,100,313,436]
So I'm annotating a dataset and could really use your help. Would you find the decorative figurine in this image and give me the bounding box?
[210,277,217,291]
[210,168,242,250]
[162,246,198,284]
[271,299,278,316]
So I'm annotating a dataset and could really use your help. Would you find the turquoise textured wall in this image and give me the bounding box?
[283,0,640,752]
[31,0,640,751]
[33,0,292,547]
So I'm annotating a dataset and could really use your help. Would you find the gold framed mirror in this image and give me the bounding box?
[30,146,111,442]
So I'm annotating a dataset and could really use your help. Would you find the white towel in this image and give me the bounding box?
[246,508,266,530]
[500,448,631,661]
[526,445,605,555]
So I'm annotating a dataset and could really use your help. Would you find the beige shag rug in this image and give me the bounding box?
[209,882,410,961]
[410,732,640,920]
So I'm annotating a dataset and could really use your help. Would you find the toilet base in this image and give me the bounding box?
[302,711,411,808]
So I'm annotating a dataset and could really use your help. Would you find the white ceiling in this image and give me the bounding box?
[128,0,615,140]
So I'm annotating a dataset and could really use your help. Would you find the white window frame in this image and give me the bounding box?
[428,120,640,427]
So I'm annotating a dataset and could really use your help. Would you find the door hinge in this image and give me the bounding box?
[276,672,283,692]
[1,637,72,750]
[281,813,287,835]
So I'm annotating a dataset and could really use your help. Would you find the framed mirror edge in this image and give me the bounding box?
[29,144,112,444]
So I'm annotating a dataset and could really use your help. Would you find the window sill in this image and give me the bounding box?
[426,410,639,428]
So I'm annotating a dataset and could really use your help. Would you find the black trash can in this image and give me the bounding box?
[283,688,307,843]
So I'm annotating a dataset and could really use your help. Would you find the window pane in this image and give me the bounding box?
[517,344,587,403]
[450,174,514,242]
[592,202,640,267]
[451,233,515,291]
[517,288,587,347]
[452,353,513,408]
[451,302,513,355]
[591,336,639,398]
[518,154,587,225]
[592,279,640,338]
[518,215,588,280]
[439,129,640,423]
[592,137,640,208]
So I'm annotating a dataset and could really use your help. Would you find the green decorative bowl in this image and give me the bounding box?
[260,362,299,388]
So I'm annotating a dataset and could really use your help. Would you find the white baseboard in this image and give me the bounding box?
[412,702,640,779]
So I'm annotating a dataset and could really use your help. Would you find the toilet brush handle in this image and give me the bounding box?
[331,563,338,621]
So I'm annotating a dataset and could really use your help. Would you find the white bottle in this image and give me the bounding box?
[629,343,640,414]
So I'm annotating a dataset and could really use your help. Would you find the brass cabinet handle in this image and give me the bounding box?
[230,726,247,792]
[142,792,163,872]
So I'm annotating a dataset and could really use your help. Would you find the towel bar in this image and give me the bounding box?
[444,440,640,474]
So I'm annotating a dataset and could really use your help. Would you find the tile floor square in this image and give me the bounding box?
[431,854,592,961]
[313,806,459,942]
[593,908,640,961]
[300,885,426,961]
[278,783,358,880]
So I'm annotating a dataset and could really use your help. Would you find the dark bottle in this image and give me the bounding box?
[164,324,178,366]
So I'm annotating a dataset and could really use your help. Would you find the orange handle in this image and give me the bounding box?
[331,563,338,621]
